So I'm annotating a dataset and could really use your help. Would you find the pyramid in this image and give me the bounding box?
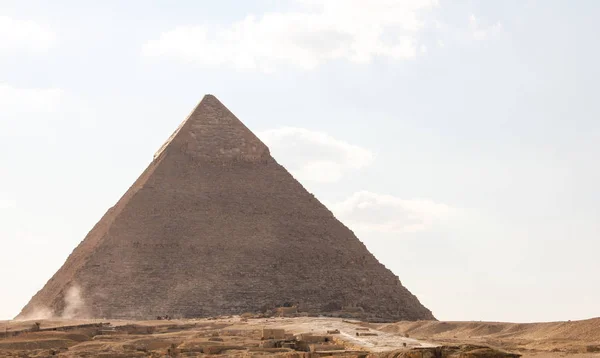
[18,95,435,321]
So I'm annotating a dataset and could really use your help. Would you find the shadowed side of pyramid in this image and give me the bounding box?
[18,95,435,322]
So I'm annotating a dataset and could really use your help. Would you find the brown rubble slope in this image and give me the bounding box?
[18,95,434,322]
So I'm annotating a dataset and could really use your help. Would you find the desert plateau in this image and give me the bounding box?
[2,315,600,357]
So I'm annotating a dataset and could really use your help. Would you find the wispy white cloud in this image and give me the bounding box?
[326,190,460,234]
[0,83,64,114]
[0,83,96,140]
[258,127,462,232]
[432,13,503,48]
[142,0,438,71]
[0,197,16,210]
[469,14,502,41]
[0,15,56,54]
[257,127,373,183]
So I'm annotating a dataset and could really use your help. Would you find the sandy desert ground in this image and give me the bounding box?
[1,316,599,357]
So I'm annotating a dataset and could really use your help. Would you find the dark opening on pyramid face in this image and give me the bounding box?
[18,95,435,322]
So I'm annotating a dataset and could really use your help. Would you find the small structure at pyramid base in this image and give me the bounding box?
[18,95,435,322]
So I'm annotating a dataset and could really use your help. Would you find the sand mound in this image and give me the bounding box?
[379,317,600,353]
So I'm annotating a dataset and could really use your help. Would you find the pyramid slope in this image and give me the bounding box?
[19,95,435,322]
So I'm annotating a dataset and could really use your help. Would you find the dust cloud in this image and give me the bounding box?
[14,285,87,321]
[14,306,54,321]
[61,285,86,319]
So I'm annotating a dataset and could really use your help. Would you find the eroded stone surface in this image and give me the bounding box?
[18,95,434,322]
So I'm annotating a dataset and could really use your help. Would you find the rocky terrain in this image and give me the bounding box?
[1,316,598,357]
[379,318,600,357]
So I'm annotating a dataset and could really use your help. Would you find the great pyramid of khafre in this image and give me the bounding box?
[18,95,435,322]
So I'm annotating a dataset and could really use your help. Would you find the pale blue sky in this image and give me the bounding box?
[1,0,599,322]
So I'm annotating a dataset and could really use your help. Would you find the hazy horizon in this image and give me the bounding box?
[1,0,599,322]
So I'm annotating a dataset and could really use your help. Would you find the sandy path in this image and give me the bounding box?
[238,316,437,352]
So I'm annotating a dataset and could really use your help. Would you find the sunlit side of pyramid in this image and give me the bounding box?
[18,95,435,321]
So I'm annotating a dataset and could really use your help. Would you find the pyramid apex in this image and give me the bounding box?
[154,94,270,162]
[199,93,217,102]
[195,94,225,108]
